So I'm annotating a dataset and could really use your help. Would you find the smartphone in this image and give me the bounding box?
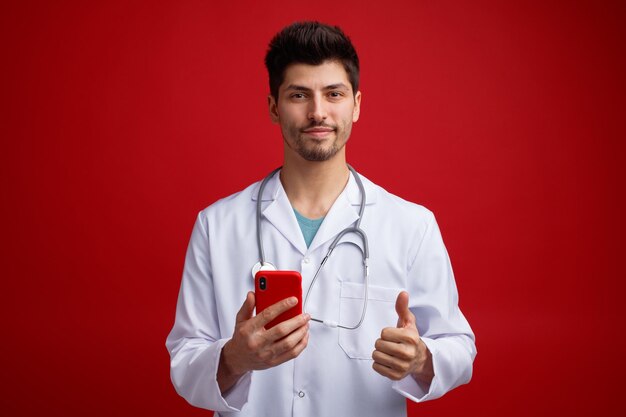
[255,270,303,329]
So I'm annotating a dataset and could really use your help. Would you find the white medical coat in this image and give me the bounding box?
[166,170,476,417]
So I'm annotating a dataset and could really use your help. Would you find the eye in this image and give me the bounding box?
[290,93,307,100]
[328,91,344,99]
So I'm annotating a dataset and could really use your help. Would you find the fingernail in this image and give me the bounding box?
[288,297,298,306]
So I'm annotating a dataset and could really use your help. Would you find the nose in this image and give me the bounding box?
[307,95,327,122]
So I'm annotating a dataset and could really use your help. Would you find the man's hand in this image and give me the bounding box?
[372,291,434,387]
[217,291,310,393]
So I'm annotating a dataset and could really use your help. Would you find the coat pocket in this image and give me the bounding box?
[338,282,401,359]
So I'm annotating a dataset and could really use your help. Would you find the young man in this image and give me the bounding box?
[166,22,476,416]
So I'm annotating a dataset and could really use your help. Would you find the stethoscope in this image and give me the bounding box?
[252,165,369,329]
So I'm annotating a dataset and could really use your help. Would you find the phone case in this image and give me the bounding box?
[255,270,303,329]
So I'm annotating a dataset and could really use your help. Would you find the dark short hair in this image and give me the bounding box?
[264,21,360,100]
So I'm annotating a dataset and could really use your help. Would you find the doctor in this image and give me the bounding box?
[166,21,476,416]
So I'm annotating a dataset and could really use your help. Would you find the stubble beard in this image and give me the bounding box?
[284,123,352,162]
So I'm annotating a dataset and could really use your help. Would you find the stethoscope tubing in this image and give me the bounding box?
[256,165,369,329]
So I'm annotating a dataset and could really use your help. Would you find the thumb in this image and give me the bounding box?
[235,291,256,323]
[395,291,416,329]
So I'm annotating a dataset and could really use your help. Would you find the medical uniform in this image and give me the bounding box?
[166,170,476,416]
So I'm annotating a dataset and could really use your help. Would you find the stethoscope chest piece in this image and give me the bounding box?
[251,261,277,280]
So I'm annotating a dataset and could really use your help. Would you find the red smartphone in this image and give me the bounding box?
[255,270,303,329]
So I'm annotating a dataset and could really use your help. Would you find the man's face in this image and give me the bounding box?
[269,61,361,162]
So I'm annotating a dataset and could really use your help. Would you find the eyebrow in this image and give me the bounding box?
[284,83,350,92]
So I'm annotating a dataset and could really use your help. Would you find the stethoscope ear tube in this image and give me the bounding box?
[256,167,282,268]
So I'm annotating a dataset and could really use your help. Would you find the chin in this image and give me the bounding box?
[298,144,345,162]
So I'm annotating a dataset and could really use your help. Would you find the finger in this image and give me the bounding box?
[380,327,420,344]
[395,291,416,328]
[255,296,299,329]
[266,313,310,341]
[235,291,256,323]
[375,338,416,361]
[271,330,309,366]
[372,361,404,381]
[372,349,410,373]
[273,322,309,354]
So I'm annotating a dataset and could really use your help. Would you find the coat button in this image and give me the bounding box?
[302,258,310,264]
[298,391,305,398]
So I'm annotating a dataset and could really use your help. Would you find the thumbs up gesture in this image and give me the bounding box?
[372,291,434,385]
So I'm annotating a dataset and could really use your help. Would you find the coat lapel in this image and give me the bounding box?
[252,171,307,256]
[251,169,378,257]
[308,171,377,254]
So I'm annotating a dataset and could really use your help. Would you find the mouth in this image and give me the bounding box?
[301,126,335,138]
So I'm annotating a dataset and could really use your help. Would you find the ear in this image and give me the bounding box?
[268,95,279,124]
[352,90,362,123]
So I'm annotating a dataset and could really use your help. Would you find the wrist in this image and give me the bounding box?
[217,341,248,394]
[220,340,246,379]
[411,340,434,385]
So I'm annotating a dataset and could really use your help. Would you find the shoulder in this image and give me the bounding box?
[363,175,435,227]
[197,180,260,225]
[359,175,441,268]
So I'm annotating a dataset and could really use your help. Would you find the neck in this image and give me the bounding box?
[280,154,350,219]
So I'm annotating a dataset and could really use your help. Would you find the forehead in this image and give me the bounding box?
[280,61,352,92]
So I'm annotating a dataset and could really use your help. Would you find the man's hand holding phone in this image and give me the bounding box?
[217,291,310,393]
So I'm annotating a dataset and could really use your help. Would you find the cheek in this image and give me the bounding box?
[341,122,353,140]
[339,110,356,130]
[278,109,300,127]
[340,105,357,123]
[280,119,299,136]
[278,117,301,141]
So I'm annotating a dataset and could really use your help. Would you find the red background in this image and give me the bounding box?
[2,1,625,416]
